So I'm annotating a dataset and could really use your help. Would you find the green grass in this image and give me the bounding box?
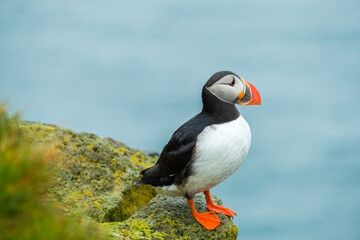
[0,104,108,240]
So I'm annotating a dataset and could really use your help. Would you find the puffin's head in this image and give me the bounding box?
[205,71,261,105]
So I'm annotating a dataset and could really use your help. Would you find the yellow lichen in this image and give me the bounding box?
[114,177,121,185]
[111,159,117,166]
[91,179,105,188]
[83,190,93,197]
[130,151,154,168]
[79,155,86,161]
[65,191,85,203]
[114,219,166,240]
[94,200,103,211]
[113,147,128,153]
[161,218,181,227]
[113,170,120,178]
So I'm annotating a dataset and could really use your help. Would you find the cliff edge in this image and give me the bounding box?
[18,121,238,239]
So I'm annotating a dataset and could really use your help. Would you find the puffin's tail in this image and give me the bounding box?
[134,179,144,186]
[134,165,175,187]
[135,175,175,187]
[133,167,150,186]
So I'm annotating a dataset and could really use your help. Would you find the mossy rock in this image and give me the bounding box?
[104,194,238,240]
[19,121,238,239]
[19,121,157,222]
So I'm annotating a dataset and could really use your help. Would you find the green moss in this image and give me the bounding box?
[104,184,157,222]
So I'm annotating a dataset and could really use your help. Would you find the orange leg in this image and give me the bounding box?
[204,190,237,217]
[187,198,221,230]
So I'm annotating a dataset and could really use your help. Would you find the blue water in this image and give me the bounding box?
[1,1,360,239]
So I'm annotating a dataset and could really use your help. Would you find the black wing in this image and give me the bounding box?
[137,112,216,186]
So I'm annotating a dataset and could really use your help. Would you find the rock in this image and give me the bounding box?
[19,121,238,239]
[104,194,238,239]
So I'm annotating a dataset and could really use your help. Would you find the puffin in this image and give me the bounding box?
[135,71,261,230]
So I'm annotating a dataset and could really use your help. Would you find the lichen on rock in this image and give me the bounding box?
[19,121,238,239]
[105,194,238,240]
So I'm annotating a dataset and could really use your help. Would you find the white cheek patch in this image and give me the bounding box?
[206,75,244,104]
[207,85,236,103]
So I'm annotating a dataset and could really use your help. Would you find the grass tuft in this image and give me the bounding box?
[0,103,108,240]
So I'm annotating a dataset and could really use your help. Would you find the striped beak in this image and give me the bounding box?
[237,79,262,106]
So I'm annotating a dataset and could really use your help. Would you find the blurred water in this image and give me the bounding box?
[1,0,360,239]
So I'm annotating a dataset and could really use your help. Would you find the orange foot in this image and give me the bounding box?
[207,203,237,217]
[193,211,221,230]
[204,190,237,217]
[187,199,221,230]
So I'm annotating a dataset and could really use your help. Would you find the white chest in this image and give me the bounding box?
[183,115,251,196]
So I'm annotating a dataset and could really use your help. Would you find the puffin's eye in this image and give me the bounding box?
[229,79,235,87]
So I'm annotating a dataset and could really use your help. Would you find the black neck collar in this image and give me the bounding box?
[201,87,240,123]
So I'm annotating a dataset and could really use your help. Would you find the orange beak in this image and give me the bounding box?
[237,80,262,106]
